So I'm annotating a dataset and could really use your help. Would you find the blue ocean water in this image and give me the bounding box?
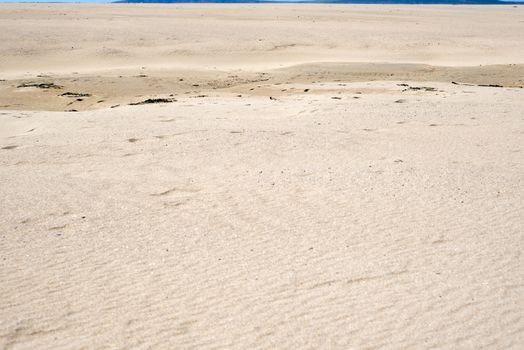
[117,0,523,3]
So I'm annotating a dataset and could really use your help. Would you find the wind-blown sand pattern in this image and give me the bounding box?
[1,4,524,349]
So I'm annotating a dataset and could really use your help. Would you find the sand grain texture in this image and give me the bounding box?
[1,4,524,349]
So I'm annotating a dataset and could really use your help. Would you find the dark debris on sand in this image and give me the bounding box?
[17,82,63,89]
[451,81,515,88]
[397,84,436,92]
[60,92,91,97]
[129,98,177,106]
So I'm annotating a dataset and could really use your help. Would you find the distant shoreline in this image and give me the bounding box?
[113,0,524,4]
[2,1,523,4]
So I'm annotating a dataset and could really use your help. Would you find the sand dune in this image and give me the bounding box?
[1,4,524,75]
[1,4,524,349]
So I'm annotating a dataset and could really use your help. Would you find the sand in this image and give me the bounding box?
[1,4,524,349]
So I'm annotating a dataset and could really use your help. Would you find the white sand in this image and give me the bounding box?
[1,4,524,349]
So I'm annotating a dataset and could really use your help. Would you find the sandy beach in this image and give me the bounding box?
[1,4,524,349]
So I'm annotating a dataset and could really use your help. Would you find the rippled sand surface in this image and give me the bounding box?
[1,4,523,349]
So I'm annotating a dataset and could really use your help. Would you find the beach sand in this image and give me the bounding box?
[1,4,523,349]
